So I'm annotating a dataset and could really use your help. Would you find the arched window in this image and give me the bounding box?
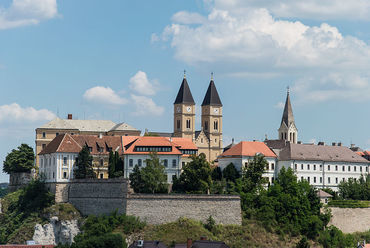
[100,159,104,167]
[214,120,218,130]
[204,121,208,131]
[177,119,181,130]
[186,119,191,129]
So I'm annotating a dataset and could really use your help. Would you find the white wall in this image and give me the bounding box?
[39,152,77,183]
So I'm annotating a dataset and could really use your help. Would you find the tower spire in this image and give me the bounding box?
[174,73,195,104]
[201,76,222,106]
[281,87,294,127]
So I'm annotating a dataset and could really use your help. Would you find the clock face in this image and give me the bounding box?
[186,106,192,112]
[176,106,181,113]
[213,108,219,114]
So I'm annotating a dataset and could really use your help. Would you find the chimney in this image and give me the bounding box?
[297,141,302,144]
[318,141,325,146]
[332,142,336,146]
[99,133,103,139]
[67,114,72,120]
[187,238,192,248]
[338,142,342,146]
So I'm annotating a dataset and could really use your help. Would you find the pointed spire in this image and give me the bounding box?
[281,86,295,127]
[201,74,222,106]
[174,73,195,104]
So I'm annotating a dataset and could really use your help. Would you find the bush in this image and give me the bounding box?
[203,216,216,232]
[71,233,126,248]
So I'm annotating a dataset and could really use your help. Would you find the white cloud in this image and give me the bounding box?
[172,11,206,24]
[131,94,164,116]
[209,0,370,20]
[83,86,127,105]
[129,71,157,96]
[0,103,55,122]
[0,0,58,30]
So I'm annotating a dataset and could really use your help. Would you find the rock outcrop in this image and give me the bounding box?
[33,216,80,245]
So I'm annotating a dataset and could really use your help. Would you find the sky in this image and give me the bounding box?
[1,0,370,182]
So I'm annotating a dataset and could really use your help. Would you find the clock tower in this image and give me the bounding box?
[173,73,196,140]
[201,75,223,161]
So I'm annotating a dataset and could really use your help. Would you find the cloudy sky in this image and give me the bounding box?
[1,0,370,182]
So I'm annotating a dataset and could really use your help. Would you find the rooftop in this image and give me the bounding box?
[219,141,277,158]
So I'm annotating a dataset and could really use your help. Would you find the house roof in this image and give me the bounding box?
[317,190,333,198]
[201,80,222,106]
[38,118,138,132]
[39,134,123,155]
[170,137,198,150]
[279,143,369,163]
[123,136,183,155]
[219,141,277,158]
[281,90,295,128]
[174,77,195,105]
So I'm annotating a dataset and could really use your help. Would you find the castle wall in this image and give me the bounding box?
[8,172,32,192]
[329,207,370,233]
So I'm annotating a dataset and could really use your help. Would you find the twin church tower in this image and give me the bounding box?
[172,73,298,162]
[173,74,223,162]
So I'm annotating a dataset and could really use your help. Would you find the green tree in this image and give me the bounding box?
[222,163,240,182]
[243,154,268,192]
[74,145,96,179]
[108,151,124,178]
[172,154,212,194]
[3,144,34,174]
[129,153,168,193]
[211,166,223,181]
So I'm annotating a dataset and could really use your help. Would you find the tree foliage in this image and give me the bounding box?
[338,175,370,200]
[129,153,168,193]
[211,166,222,181]
[222,163,240,182]
[108,151,124,178]
[172,154,212,194]
[74,146,96,179]
[3,144,34,174]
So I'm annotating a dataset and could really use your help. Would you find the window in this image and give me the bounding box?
[63,172,67,179]
[42,132,46,138]
[42,144,46,150]
[204,121,208,131]
[53,172,55,179]
[320,164,323,171]
[266,164,269,170]
[360,166,363,172]
[164,159,168,167]
[271,163,275,170]
[88,147,92,152]
[314,177,316,183]
[215,138,217,144]
[314,164,316,171]
[307,164,310,170]
[295,164,297,170]
[328,165,330,171]
[348,166,351,172]
[320,177,322,183]
[182,162,185,167]
[201,138,203,143]
[100,173,104,179]
[301,164,303,170]
[129,159,133,167]
[307,177,310,183]
[56,132,59,137]
[177,120,180,130]
[343,178,345,182]
[335,165,338,171]
[328,177,331,184]
[336,177,338,184]
[272,177,275,183]
[63,157,68,166]
[138,159,142,167]
[342,166,345,172]
[354,166,357,172]
[172,159,177,168]
[100,159,104,167]
[214,120,218,130]
[186,119,191,129]
[53,157,56,165]
[301,176,304,181]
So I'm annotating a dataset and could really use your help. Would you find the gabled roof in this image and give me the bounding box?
[109,122,139,131]
[123,136,183,155]
[170,137,198,150]
[219,141,277,158]
[279,143,369,163]
[201,80,222,106]
[39,134,81,155]
[317,190,333,198]
[174,78,195,105]
[281,90,295,128]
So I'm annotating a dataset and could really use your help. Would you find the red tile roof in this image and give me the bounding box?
[124,136,183,155]
[169,137,198,150]
[219,141,277,158]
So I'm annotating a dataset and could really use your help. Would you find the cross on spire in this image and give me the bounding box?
[183,70,186,79]
[211,72,214,81]
[287,86,290,94]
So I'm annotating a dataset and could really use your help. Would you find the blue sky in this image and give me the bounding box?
[1,0,370,182]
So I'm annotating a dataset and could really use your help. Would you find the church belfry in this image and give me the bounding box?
[201,74,223,160]
[278,87,298,144]
[173,72,196,140]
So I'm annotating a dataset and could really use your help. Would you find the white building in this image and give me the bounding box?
[218,141,278,184]
[122,136,198,183]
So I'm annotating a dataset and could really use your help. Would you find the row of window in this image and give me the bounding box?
[294,163,368,172]
[128,158,177,168]
[181,150,197,155]
[40,156,71,168]
[300,176,358,185]
[135,146,172,152]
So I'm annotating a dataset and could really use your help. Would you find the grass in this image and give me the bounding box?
[328,200,370,208]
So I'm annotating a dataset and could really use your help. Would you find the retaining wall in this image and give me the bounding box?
[329,207,370,233]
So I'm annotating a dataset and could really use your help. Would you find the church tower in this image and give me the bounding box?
[201,75,223,161]
[173,73,196,140]
[278,88,298,143]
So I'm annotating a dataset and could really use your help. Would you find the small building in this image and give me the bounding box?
[218,141,277,184]
[317,190,333,204]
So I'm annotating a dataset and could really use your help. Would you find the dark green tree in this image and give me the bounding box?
[172,154,212,194]
[211,166,223,181]
[3,144,34,174]
[243,154,268,192]
[222,163,240,182]
[108,151,124,178]
[108,151,115,178]
[74,145,96,179]
[129,153,168,193]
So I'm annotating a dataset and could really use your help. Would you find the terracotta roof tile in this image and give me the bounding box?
[219,141,277,158]
[169,137,198,150]
[124,136,182,155]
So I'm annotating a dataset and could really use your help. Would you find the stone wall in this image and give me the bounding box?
[329,207,370,233]
[46,182,70,203]
[126,194,242,225]
[8,172,32,192]
[68,178,128,216]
